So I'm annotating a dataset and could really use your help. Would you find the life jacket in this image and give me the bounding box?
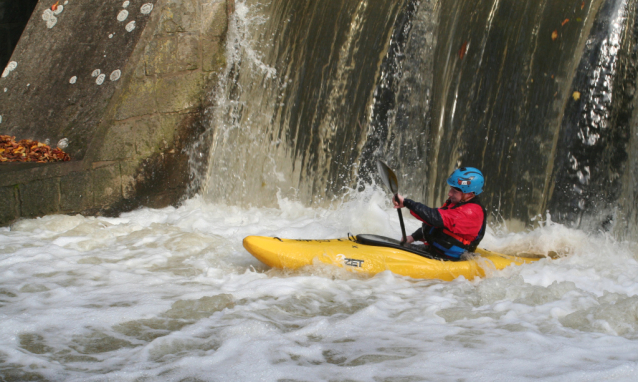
[420,199,487,260]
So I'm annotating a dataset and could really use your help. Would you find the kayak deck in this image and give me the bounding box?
[243,235,543,281]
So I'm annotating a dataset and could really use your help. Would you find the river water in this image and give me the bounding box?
[3,0,638,380]
[2,188,638,381]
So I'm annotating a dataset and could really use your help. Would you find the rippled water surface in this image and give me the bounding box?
[2,189,638,381]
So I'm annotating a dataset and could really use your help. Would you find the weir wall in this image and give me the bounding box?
[0,0,231,226]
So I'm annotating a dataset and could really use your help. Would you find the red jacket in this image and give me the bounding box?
[436,200,484,242]
[405,197,485,246]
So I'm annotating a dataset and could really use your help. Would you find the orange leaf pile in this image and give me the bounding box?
[0,135,70,163]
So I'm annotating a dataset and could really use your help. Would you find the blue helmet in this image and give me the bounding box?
[447,167,484,195]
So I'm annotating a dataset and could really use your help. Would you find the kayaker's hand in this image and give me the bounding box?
[405,235,414,244]
[393,194,405,208]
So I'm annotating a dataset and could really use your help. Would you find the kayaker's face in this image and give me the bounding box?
[448,187,474,204]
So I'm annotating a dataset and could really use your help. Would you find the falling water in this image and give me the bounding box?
[3,0,638,380]
[202,0,405,207]
[200,0,638,234]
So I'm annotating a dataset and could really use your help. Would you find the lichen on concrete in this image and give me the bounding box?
[0,0,232,226]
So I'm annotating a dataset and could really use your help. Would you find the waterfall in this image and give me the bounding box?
[549,0,637,238]
[200,0,638,233]
[201,0,404,207]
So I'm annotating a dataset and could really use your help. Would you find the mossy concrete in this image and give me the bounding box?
[0,0,230,225]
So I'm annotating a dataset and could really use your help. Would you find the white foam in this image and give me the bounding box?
[125,21,136,32]
[51,236,90,247]
[69,76,77,84]
[2,191,638,380]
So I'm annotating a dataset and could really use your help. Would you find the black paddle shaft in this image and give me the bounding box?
[377,160,408,245]
[395,194,407,245]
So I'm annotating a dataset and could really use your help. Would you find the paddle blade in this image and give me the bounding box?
[376,160,399,194]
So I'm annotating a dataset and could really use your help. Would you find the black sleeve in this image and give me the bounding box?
[403,198,445,228]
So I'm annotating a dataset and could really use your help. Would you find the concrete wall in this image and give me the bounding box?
[0,0,230,226]
[0,0,38,71]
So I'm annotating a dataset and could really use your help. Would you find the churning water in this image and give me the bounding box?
[2,188,638,381]
[4,0,638,380]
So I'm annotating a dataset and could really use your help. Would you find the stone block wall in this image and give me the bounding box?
[0,0,231,226]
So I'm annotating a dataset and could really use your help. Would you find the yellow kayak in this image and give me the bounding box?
[243,234,545,281]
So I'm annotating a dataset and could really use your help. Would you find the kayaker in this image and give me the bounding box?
[392,167,487,260]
